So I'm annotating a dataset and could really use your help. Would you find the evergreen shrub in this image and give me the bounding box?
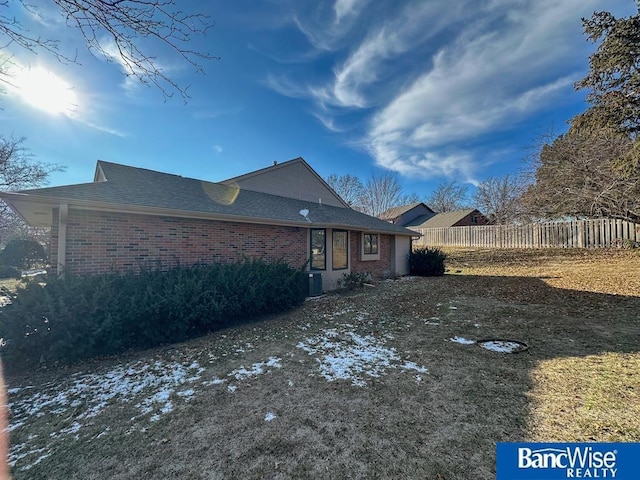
[409,247,446,276]
[0,259,307,372]
[0,238,46,269]
[0,265,21,279]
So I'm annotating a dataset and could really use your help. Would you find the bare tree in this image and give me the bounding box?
[359,172,405,217]
[1,0,217,101]
[426,181,469,212]
[0,136,62,245]
[473,175,525,224]
[398,192,420,206]
[325,174,364,208]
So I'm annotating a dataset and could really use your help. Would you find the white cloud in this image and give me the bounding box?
[99,37,177,98]
[267,0,618,181]
[334,0,370,24]
[81,120,128,137]
[365,0,604,180]
[312,2,451,109]
[264,74,309,99]
[291,0,370,52]
[312,111,345,132]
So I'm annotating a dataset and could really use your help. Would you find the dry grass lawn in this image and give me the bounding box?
[4,248,640,479]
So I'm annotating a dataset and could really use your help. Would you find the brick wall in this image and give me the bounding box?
[349,233,393,280]
[452,212,488,227]
[51,208,308,275]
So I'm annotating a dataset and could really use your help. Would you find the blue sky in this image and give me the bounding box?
[0,0,636,201]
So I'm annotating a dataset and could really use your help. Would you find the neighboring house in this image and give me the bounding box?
[379,202,435,226]
[381,203,488,232]
[407,209,488,229]
[0,158,415,292]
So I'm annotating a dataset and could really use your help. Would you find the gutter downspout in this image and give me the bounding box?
[57,204,68,277]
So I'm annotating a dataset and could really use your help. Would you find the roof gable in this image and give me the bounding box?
[221,157,348,208]
[379,202,434,222]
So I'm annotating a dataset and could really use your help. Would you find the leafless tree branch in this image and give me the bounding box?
[1,0,218,102]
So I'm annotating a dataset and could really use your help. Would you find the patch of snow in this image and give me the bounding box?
[264,412,277,422]
[227,385,237,393]
[449,306,458,310]
[7,421,24,432]
[177,389,195,398]
[400,361,428,374]
[9,444,51,471]
[479,340,523,353]
[415,375,423,383]
[297,328,427,387]
[398,275,418,281]
[52,422,81,438]
[228,357,282,380]
[450,336,476,345]
[8,358,205,443]
[21,269,47,277]
[323,308,352,319]
[205,377,225,385]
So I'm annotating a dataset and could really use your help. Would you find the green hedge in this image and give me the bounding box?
[0,259,307,372]
[0,238,46,269]
[409,247,446,276]
[0,265,21,280]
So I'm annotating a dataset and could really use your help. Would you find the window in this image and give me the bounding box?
[363,234,378,255]
[310,229,326,270]
[360,233,381,261]
[332,230,348,270]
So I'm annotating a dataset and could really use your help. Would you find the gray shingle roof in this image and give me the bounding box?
[379,202,424,220]
[411,209,478,228]
[16,161,415,236]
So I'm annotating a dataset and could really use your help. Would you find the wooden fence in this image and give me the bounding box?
[414,219,640,249]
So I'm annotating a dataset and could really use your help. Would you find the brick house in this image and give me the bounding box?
[0,158,415,292]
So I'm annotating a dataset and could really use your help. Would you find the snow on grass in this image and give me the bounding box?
[228,357,282,380]
[8,353,287,470]
[8,359,205,446]
[264,412,277,422]
[177,389,195,398]
[202,377,225,386]
[450,336,476,345]
[479,340,524,353]
[297,327,427,387]
[400,361,428,373]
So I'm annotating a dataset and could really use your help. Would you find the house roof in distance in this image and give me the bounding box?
[411,209,483,228]
[1,160,416,236]
[379,202,434,221]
